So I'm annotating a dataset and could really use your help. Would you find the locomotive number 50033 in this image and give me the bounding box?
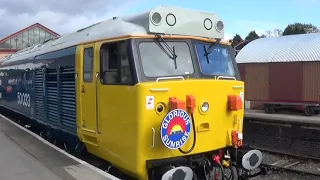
[17,92,31,107]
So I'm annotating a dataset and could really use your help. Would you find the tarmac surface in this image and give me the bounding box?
[0,115,120,180]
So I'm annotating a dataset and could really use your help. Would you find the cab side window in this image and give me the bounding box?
[100,41,132,85]
[83,47,94,82]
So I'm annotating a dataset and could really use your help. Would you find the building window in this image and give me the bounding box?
[83,47,94,82]
[100,41,132,85]
[39,29,46,43]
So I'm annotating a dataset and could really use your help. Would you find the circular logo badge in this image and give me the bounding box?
[6,86,13,93]
[160,109,192,149]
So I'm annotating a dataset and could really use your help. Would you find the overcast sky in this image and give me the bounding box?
[0,0,140,38]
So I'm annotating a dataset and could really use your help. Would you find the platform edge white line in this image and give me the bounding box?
[0,114,121,180]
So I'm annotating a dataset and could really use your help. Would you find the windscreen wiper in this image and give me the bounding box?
[203,38,221,64]
[155,34,178,69]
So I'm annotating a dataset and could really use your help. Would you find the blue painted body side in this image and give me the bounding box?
[0,46,77,135]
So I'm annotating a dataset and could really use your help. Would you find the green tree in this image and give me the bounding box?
[230,34,243,48]
[283,23,319,36]
[245,31,260,41]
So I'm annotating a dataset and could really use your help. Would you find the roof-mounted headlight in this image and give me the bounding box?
[215,20,224,32]
[151,12,162,26]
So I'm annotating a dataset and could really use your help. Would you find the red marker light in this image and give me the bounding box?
[227,95,242,111]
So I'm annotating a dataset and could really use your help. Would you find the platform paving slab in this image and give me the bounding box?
[0,116,119,180]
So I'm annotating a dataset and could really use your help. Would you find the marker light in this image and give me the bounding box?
[204,18,213,30]
[201,102,209,112]
[166,13,176,26]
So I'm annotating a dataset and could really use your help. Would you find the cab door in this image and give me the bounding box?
[79,44,98,145]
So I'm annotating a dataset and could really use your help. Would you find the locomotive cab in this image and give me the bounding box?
[76,5,264,180]
[131,36,264,179]
[0,4,266,180]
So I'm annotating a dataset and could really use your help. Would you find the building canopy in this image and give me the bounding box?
[0,23,59,50]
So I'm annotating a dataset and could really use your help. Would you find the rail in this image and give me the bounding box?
[216,75,236,80]
[244,118,320,178]
[232,85,244,89]
[155,76,185,82]
[151,128,155,148]
[95,73,101,134]
[149,88,169,92]
[260,149,320,178]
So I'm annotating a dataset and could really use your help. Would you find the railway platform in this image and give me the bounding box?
[0,114,120,180]
[245,109,320,126]
[244,109,320,160]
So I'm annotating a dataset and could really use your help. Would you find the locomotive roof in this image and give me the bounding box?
[0,5,225,66]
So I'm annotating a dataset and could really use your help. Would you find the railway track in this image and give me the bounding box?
[244,116,320,179]
[260,149,320,179]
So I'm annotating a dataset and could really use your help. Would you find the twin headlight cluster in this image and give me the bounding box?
[150,11,224,32]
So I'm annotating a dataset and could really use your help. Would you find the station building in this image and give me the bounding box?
[0,23,60,58]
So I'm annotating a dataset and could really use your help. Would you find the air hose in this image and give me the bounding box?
[179,113,197,154]
[218,162,225,180]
